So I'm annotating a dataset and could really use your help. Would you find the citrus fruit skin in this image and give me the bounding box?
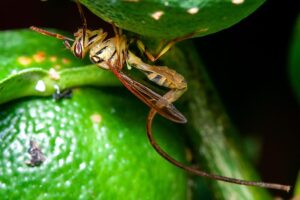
[80,0,264,39]
[0,88,188,200]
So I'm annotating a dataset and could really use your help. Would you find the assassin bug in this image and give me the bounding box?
[30,1,291,192]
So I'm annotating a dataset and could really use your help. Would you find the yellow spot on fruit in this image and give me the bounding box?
[54,65,61,70]
[232,0,244,5]
[49,68,60,80]
[18,56,32,66]
[151,11,164,20]
[33,51,46,63]
[187,7,199,14]
[50,56,57,62]
[90,113,102,124]
[62,58,70,64]
[196,28,209,33]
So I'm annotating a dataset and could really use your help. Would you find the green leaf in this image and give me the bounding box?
[289,13,300,103]
[0,30,119,105]
[80,0,265,39]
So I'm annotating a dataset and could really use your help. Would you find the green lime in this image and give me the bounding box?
[0,88,188,199]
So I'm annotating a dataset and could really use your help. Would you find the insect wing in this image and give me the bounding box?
[109,64,187,123]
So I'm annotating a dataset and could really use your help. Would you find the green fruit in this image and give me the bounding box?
[80,0,265,39]
[0,88,188,199]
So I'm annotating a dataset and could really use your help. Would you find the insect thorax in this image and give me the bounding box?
[89,38,119,69]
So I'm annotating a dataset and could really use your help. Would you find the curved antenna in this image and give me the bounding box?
[76,0,87,46]
[146,108,291,192]
[30,26,74,41]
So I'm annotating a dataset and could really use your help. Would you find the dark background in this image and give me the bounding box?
[1,0,299,197]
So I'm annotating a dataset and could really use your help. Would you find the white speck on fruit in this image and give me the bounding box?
[65,180,71,187]
[55,137,64,147]
[17,166,25,173]
[66,154,73,163]
[108,154,114,160]
[58,158,64,167]
[0,182,7,189]
[90,113,102,123]
[36,123,45,131]
[49,68,60,80]
[35,80,46,92]
[49,126,55,136]
[151,11,164,20]
[232,0,244,5]
[79,162,86,170]
[46,111,55,119]
[187,7,199,14]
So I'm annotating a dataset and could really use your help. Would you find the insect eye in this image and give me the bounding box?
[74,42,83,58]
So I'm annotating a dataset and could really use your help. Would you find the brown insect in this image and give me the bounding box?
[30,1,290,192]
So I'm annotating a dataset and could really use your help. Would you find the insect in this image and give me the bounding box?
[30,1,290,192]
[25,140,46,167]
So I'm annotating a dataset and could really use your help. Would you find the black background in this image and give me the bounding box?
[1,0,299,197]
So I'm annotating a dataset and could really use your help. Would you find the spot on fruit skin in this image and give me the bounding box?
[187,7,199,15]
[232,0,244,5]
[62,58,70,65]
[18,56,32,66]
[33,51,46,63]
[50,56,57,62]
[35,80,46,92]
[90,113,102,124]
[49,68,60,80]
[151,11,164,20]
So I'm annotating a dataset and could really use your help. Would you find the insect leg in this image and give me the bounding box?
[112,24,128,70]
[128,52,187,104]
[146,108,291,192]
[136,33,194,62]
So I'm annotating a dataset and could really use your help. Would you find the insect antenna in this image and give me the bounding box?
[146,108,291,192]
[76,0,88,47]
[30,26,74,42]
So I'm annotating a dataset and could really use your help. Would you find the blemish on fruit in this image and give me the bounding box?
[33,51,46,63]
[53,64,61,70]
[25,140,46,167]
[90,113,102,123]
[196,28,209,33]
[50,56,57,62]
[49,68,60,80]
[62,58,70,64]
[151,11,164,20]
[232,0,244,5]
[187,7,199,15]
[35,80,46,92]
[79,162,87,170]
[18,56,32,66]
